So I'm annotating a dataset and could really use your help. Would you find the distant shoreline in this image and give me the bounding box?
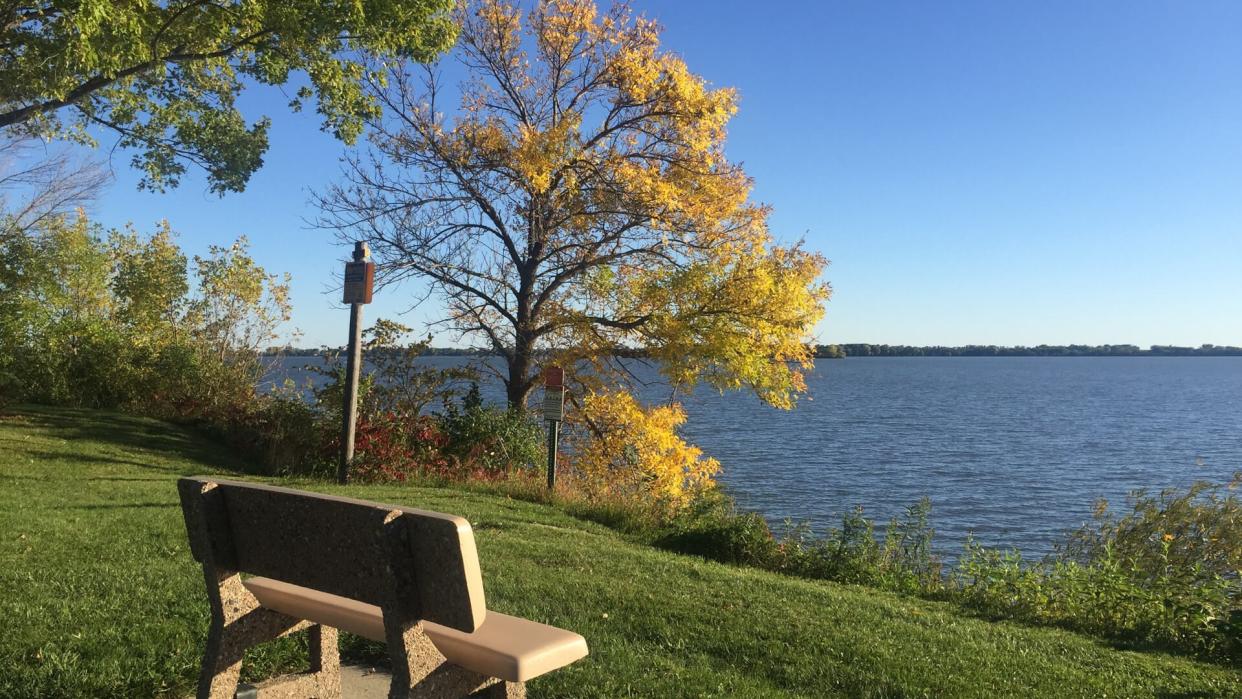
[810,344,1242,358]
[264,344,1242,358]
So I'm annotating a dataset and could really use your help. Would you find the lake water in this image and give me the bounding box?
[266,356,1242,560]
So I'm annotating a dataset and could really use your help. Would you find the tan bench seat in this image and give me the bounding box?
[244,576,588,683]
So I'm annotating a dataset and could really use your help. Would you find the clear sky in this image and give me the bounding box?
[84,0,1242,348]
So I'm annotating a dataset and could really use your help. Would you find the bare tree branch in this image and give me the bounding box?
[0,135,110,242]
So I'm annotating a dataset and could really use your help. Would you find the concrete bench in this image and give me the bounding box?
[178,477,588,698]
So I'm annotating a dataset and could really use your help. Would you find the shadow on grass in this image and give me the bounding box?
[941,599,1240,669]
[65,502,179,510]
[12,449,157,470]
[86,475,181,482]
[8,404,254,477]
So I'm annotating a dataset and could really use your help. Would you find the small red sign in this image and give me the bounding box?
[543,366,565,388]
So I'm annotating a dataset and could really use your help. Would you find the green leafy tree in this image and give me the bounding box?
[0,213,118,404]
[184,237,293,416]
[109,222,189,342]
[0,214,292,414]
[0,0,457,193]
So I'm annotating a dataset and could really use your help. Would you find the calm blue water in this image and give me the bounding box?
[266,357,1242,559]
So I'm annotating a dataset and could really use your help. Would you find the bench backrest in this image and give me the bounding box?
[177,476,486,633]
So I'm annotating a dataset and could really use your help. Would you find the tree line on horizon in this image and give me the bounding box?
[814,343,1242,358]
[269,342,1242,358]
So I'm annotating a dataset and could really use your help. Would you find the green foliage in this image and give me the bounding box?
[1062,476,1242,587]
[360,319,475,419]
[295,326,539,482]
[657,510,778,567]
[953,476,1242,661]
[233,387,328,478]
[0,214,289,418]
[657,496,943,596]
[1,0,457,192]
[438,384,545,474]
[654,482,1238,661]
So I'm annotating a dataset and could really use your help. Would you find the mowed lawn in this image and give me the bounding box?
[1,406,1239,698]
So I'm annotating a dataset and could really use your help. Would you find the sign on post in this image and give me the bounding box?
[542,366,565,422]
[543,366,565,388]
[343,260,375,304]
[338,242,372,484]
[542,386,565,422]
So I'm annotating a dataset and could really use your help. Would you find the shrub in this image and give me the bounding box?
[656,481,1237,661]
[346,412,453,483]
[650,493,946,594]
[1062,475,1242,588]
[655,491,779,566]
[658,512,777,566]
[438,384,544,475]
[562,389,720,514]
[249,390,327,476]
[0,215,289,421]
[308,332,540,482]
[765,499,944,594]
[360,320,475,418]
[951,475,1242,661]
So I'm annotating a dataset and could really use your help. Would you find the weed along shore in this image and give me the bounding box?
[1,405,1239,698]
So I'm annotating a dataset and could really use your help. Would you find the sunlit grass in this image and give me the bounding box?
[1,405,1239,698]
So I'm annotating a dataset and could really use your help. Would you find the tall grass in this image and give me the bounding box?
[952,475,1241,660]
[516,472,1240,663]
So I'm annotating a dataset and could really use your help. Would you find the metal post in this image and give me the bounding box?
[546,419,559,490]
[541,367,565,491]
[337,242,370,485]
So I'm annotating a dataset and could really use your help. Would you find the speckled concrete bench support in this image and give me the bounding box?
[178,477,588,699]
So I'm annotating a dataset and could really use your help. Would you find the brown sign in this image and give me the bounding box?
[543,366,565,388]
[343,261,374,304]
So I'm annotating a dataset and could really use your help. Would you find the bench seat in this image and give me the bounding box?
[244,577,588,683]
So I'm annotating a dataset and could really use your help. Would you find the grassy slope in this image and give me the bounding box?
[0,406,1239,698]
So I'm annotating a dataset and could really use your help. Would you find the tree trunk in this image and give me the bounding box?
[506,343,536,411]
[508,195,543,412]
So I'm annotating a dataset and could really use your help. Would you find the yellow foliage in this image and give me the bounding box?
[513,113,581,194]
[637,240,830,410]
[534,0,597,63]
[330,0,832,477]
[449,0,743,202]
[474,0,523,54]
[564,389,720,511]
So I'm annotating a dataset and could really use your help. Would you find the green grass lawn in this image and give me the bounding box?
[1,405,1239,698]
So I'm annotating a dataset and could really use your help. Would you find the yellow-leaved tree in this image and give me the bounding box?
[567,389,719,510]
[318,0,829,508]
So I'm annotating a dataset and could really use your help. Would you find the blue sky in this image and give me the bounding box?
[86,1,1242,348]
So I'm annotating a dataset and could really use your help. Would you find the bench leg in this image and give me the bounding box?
[198,620,243,699]
[249,624,342,698]
[387,621,516,699]
[309,624,342,689]
[195,570,318,699]
[198,571,260,699]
